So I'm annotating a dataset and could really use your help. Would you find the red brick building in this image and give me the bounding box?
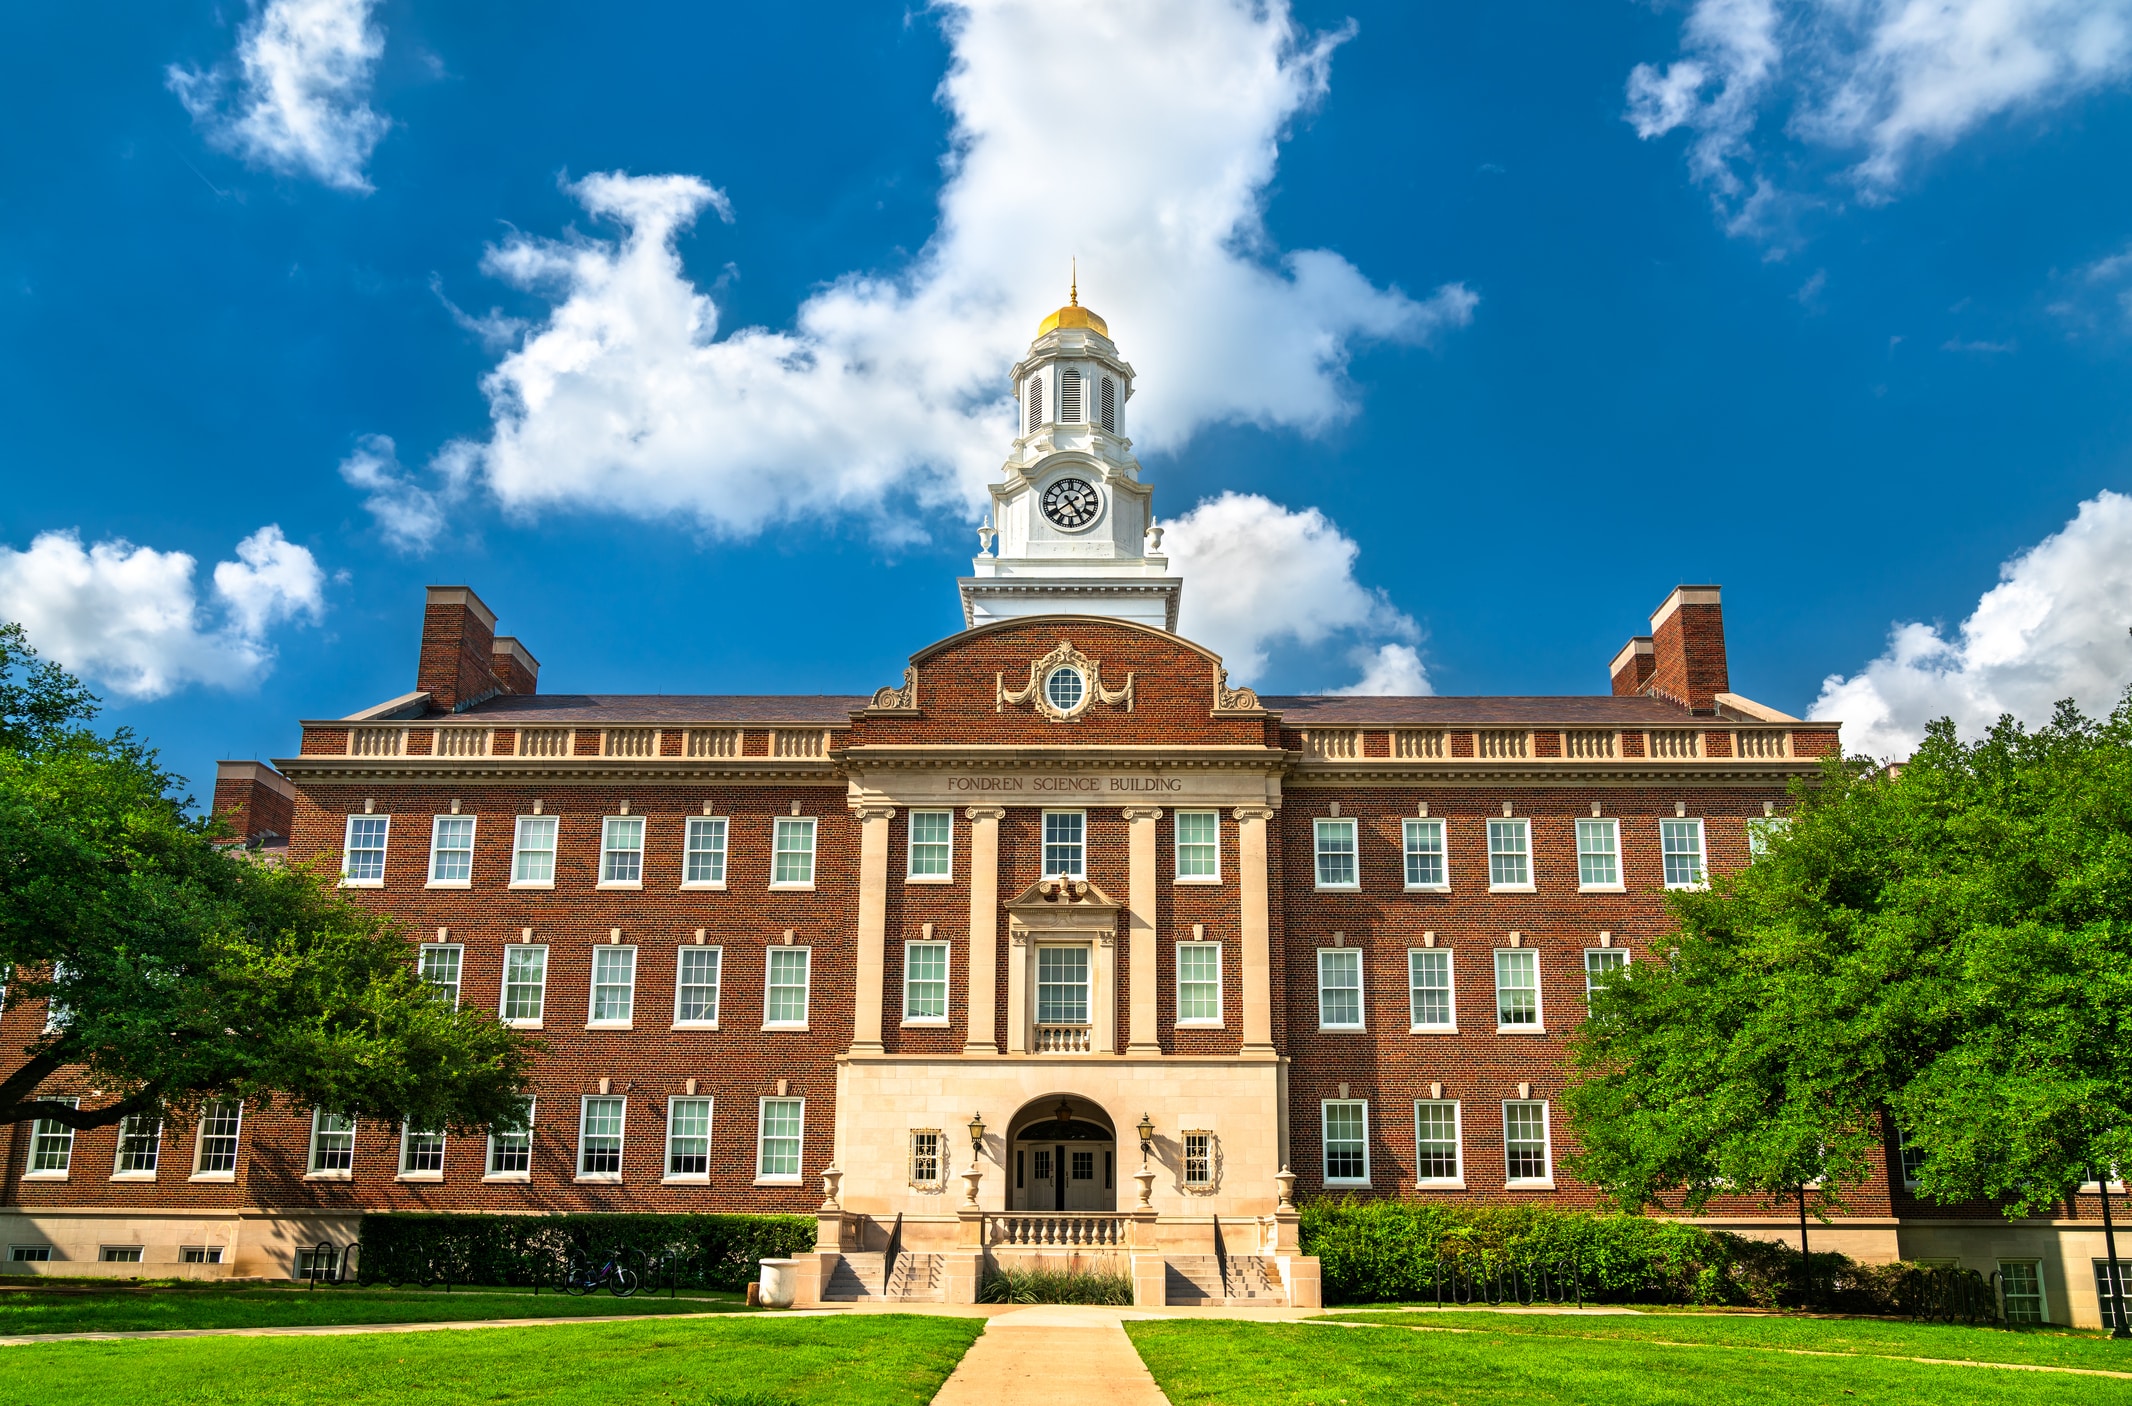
[1,302,2109,1323]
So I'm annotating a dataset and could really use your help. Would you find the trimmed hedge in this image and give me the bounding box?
[357,1213,815,1292]
[1299,1199,1911,1311]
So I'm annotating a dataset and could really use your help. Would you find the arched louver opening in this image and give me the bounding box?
[1026,375,1045,433]
[1100,378,1116,433]
[1060,369,1083,423]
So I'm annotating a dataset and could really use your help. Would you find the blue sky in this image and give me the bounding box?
[5,0,2132,792]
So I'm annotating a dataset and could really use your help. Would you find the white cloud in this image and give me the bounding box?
[1812,490,2132,759]
[0,526,324,700]
[168,0,390,193]
[1629,1,2132,228]
[366,0,1472,547]
[1328,643,1431,696]
[1164,492,1420,690]
[339,434,464,552]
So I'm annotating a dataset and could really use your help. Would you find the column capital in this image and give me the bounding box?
[850,804,897,823]
[1231,805,1276,823]
[1119,806,1164,822]
[964,805,1008,822]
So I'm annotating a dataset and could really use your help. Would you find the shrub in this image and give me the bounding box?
[355,1212,815,1292]
[978,1265,1134,1305]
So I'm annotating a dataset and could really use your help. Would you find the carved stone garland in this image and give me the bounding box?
[996,640,1134,722]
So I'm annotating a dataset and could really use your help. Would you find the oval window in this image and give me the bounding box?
[1045,667,1086,712]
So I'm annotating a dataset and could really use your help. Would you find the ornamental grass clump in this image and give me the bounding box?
[978,1264,1134,1305]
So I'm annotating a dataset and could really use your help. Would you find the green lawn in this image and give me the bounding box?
[0,1283,747,1337]
[1126,1318,2132,1406]
[0,1314,982,1406]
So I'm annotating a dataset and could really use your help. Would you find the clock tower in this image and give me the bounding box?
[958,284,1182,631]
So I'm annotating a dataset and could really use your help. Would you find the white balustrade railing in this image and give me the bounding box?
[988,1214,1128,1247]
[1034,1024,1091,1053]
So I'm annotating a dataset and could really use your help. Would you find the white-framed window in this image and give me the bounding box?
[511,815,558,887]
[1661,818,1707,889]
[589,946,637,1026]
[1036,945,1091,1025]
[1746,816,1790,862]
[399,1125,446,1177]
[1183,1132,1214,1187]
[577,1096,625,1179]
[9,1246,54,1262]
[40,961,70,1034]
[771,817,816,887]
[1403,818,1447,889]
[903,940,950,1024]
[600,816,645,887]
[684,816,728,887]
[764,947,810,1028]
[1042,811,1086,878]
[906,811,952,881]
[114,1115,161,1177]
[666,1097,712,1180]
[308,1109,356,1174]
[1317,948,1364,1030]
[193,1101,242,1176]
[757,1098,804,1182]
[180,1246,224,1265]
[1896,1129,1926,1191]
[910,1129,943,1188]
[101,1246,144,1263]
[675,946,722,1026]
[1408,949,1455,1031]
[1314,818,1358,889]
[1999,1260,2046,1323]
[342,815,389,886]
[1495,948,1542,1030]
[27,1099,78,1176]
[1504,1100,1552,1185]
[1487,819,1532,890]
[419,944,462,1007]
[1584,948,1629,1001]
[1322,1100,1370,1185]
[1176,942,1223,1025]
[1175,811,1220,881]
[427,816,475,886]
[1415,1101,1462,1185]
[487,1098,533,1177]
[500,945,548,1025]
[1576,818,1621,890]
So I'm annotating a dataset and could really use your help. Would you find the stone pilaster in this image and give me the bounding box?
[965,806,1005,1053]
[1235,805,1276,1055]
[1122,806,1163,1054]
[850,805,895,1053]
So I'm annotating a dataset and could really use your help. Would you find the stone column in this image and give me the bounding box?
[1122,806,1163,1054]
[964,806,1005,1053]
[1235,806,1276,1055]
[850,805,895,1054]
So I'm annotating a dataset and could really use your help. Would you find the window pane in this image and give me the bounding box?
[759,1099,803,1177]
[1324,1102,1367,1181]
[685,817,728,884]
[1495,950,1539,1026]
[911,1130,941,1185]
[2001,1262,2044,1323]
[677,946,722,1022]
[488,1098,534,1174]
[579,1097,624,1175]
[344,816,389,882]
[419,946,461,1006]
[1176,811,1218,878]
[767,948,811,1024]
[1043,812,1085,877]
[908,811,952,878]
[1585,948,1628,998]
[1576,819,1619,886]
[1487,820,1530,886]
[310,1110,355,1172]
[905,942,949,1020]
[1409,950,1452,1027]
[197,1102,242,1173]
[116,1115,161,1174]
[429,817,475,882]
[1662,820,1705,887]
[503,946,547,1021]
[513,816,557,883]
[1416,1101,1461,1180]
[773,819,816,884]
[1037,947,1090,1024]
[29,1103,76,1172]
[401,1127,445,1173]
[1403,819,1445,887]
[1318,949,1362,1028]
[1315,820,1357,887]
[668,1098,711,1176]
[1178,943,1221,1022]
[1183,1133,1212,1185]
[602,817,645,883]
[1505,1101,1550,1180]
[592,946,636,1023]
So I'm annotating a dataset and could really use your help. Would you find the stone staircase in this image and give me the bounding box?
[1162,1253,1280,1307]
[822,1251,946,1303]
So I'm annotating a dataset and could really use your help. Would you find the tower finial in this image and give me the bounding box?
[1070,257,1077,307]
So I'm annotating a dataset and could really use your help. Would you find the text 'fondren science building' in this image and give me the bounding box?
[5,296,2114,1322]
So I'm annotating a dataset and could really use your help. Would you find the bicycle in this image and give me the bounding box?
[563,1247,641,1298]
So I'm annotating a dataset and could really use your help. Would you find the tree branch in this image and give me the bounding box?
[3,1084,166,1131]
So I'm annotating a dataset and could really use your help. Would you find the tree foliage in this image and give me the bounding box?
[1566,696,2132,1219]
[0,625,532,1132]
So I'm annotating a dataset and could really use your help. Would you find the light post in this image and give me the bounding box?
[968,1113,987,1167]
[2097,1167,2129,1340]
[1137,1112,1155,1166]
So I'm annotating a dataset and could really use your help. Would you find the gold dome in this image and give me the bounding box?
[1037,302,1108,337]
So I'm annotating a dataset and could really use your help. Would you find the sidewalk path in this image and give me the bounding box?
[929,1306,1171,1406]
[0,1310,773,1348]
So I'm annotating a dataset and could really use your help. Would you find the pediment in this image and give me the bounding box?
[1004,876,1121,935]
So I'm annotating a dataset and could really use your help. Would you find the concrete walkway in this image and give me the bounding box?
[929,1306,1172,1406]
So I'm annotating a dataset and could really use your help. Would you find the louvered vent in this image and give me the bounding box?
[1059,370,1082,422]
[1027,376,1045,432]
[1100,378,1116,432]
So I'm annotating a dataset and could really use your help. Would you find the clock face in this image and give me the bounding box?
[1042,477,1102,530]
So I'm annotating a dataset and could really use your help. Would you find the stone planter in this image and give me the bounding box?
[757,1258,799,1309]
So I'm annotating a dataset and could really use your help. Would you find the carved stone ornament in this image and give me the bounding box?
[1213,666,1263,713]
[997,640,1134,722]
[867,666,919,712]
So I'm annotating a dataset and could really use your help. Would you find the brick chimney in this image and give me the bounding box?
[213,761,295,848]
[417,586,537,713]
[1646,585,1728,713]
[1609,638,1655,696]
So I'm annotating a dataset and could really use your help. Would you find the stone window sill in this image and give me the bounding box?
[596,880,644,891]
[586,1022,634,1032]
[575,1173,624,1185]
[753,1176,802,1187]
[672,1020,720,1032]
[904,876,954,886]
[679,880,728,890]
[483,1172,531,1184]
[425,879,471,890]
[768,883,817,892]
[190,1172,236,1183]
[110,1171,157,1183]
[1578,883,1626,894]
[304,1170,353,1182]
[1488,884,1537,895]
[508,880,555,891]
[1409,1024,1460,1035]
[1495,1025,1548,1036]
[396,1171,444,1183]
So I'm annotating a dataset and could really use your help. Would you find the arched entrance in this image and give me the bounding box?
[1007,1097,1116,1212]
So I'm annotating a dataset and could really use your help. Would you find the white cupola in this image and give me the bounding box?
[959,279,1181,631]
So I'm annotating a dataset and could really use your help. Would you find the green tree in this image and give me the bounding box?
[0,624,533,1132]
[1566,695,2132,1221]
